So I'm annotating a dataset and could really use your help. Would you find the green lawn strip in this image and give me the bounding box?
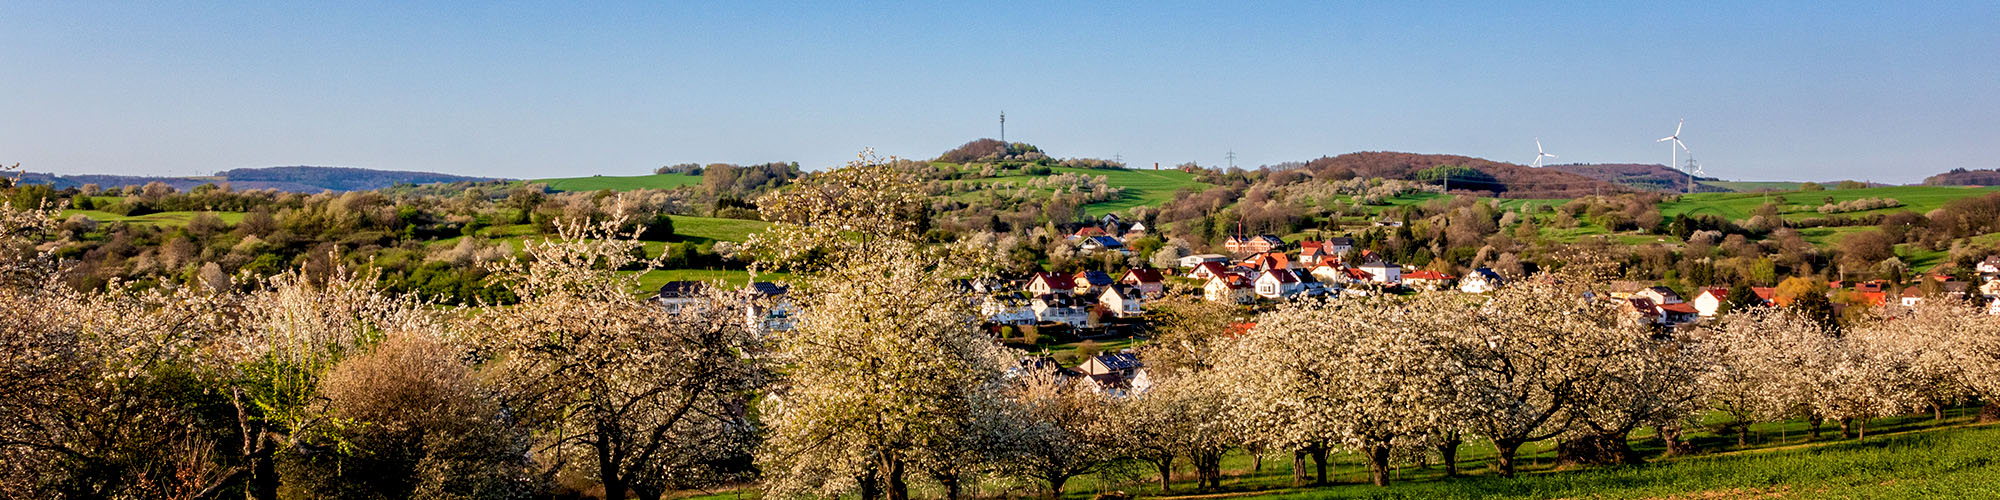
[59,209,248,226]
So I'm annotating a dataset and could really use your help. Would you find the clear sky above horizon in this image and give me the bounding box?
[4,2,1996,183]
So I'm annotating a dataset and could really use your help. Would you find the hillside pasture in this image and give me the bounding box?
[948,166,1211,216]
[1659,185,2000,221]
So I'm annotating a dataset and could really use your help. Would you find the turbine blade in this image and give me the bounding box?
[1675,119,1683,136]
[1658,137,1674,142]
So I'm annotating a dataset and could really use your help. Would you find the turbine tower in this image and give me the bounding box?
[1532,138,1558,168]
[1657,119,1693,194]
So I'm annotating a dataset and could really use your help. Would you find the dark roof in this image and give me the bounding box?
[657,281,706,298]
[1084,235,1124,248]
[746,281,789,297]
[1325,236,1355,246]
[1076,270,1115,286]
[1289,268,1320,283]
[1092,352,1144,372]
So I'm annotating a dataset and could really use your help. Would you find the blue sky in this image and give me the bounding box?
[4,2,1995,183]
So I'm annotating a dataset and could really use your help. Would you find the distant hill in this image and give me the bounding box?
[16,166,502,192]
[1301,152,1626,198]
[1546,163,1728,193]
[1924,168,2000,186]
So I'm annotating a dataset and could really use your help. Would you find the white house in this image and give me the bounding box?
[1189,261,1230,280]
[1119,269,1166,298]
[1254,269,1305,299]
[1180,254,1230,268]
[1635,286,1685,305]
[1027,272,1075,296]
[1459,268,1504,293]
[980,293,1038,325]
[1100,286,1145,318]
[742,281,795,333]
[1691,287,1729,317]
[1204,273,1253,304]
[1358,262,1402,285]
[1031,294,1088,327]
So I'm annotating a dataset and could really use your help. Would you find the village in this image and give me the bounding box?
[652,213,2000,405]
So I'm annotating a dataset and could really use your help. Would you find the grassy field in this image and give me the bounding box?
[628,268,789,291]
[1702,180,1804,192]
[669,215,769,243]
[950,166,1212,216]
[1658,185,2000,221]
[529,173,702,192]
[59,209,247,226]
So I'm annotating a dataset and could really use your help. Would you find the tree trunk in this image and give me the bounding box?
[1365,445,1392,487]
[1309,444,1329,485]
[1555,431,1638,466]
[858,468,881,500]
[883,455,909,500]
[1840,418,1854,439]
[1437,435,1463,477]
[1934,403,1945,421]
[247,452,278,500]
[1045,474,1069,499]
[1155,456,1174,492]
[1808,419,1822,440]
[939,474,962,500]
[1290,449,1308,487]
[1492,439,1523,477]
[1981,403,1999,423]
[1661,423,1685,457]
[1856,419,1867,439]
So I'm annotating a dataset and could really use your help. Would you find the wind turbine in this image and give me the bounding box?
[1532,137,1558,168]
[1657,119,1694,193]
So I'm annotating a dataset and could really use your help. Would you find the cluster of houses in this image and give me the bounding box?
[1182,234,1505,304]
[978,269,1166,328]
[1062,213,1149,255]
[1011,350,1153,398]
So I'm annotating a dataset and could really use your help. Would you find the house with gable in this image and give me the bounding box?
[1224,234,1285,254]
[1204,273,1254,304]
[1254,269,1305,299]
[1100,285,1145,318]
[1078,235,1128,254]
[1027,272,1075,296]
[742,281,796,333]
[1078,351,1151,397]
[1031,293,1089,327]
[1190,261,1230,280]
[1692,287,1731,317]
[1358,262,1402,285]
[1119,268,1166,298]
[1072,270,1117,295]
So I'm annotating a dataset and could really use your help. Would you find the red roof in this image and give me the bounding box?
[1123,269,1165,283]
[1345,268,1373,280]
[1699,287,1729,300]
[1033,273,1074,290]
[1659,303,1698,314]
[1194,261,1228,276]
[1405,270,1453,280]
[1752,287,1776,300]
[1074,227,1108,237]
[1861,291,1888,306]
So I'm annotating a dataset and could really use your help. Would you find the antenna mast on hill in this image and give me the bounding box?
[999,111,1006,143]
[1226,150,1237,169]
